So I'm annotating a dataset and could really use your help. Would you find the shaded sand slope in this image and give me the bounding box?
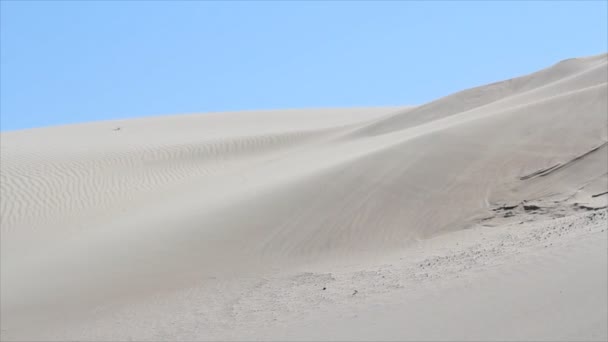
[1,53,606,340]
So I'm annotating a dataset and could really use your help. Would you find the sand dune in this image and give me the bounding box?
[1,53,606,341]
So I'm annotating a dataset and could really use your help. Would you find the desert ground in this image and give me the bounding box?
[1,53,607,341]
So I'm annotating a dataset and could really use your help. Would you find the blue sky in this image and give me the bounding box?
[1,1,607,131]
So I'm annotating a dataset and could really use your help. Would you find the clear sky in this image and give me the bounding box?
[1,1,606,131]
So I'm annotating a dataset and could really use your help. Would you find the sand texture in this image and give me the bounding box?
[1,53,607,341]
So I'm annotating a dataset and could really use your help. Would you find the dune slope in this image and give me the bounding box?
[1,53,607,341]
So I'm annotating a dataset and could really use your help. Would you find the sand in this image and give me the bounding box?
[1,53,606,341]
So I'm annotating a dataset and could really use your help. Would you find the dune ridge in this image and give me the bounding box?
[1,53,606,341]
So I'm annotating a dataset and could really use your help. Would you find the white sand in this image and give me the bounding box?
[1,53,607,341]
